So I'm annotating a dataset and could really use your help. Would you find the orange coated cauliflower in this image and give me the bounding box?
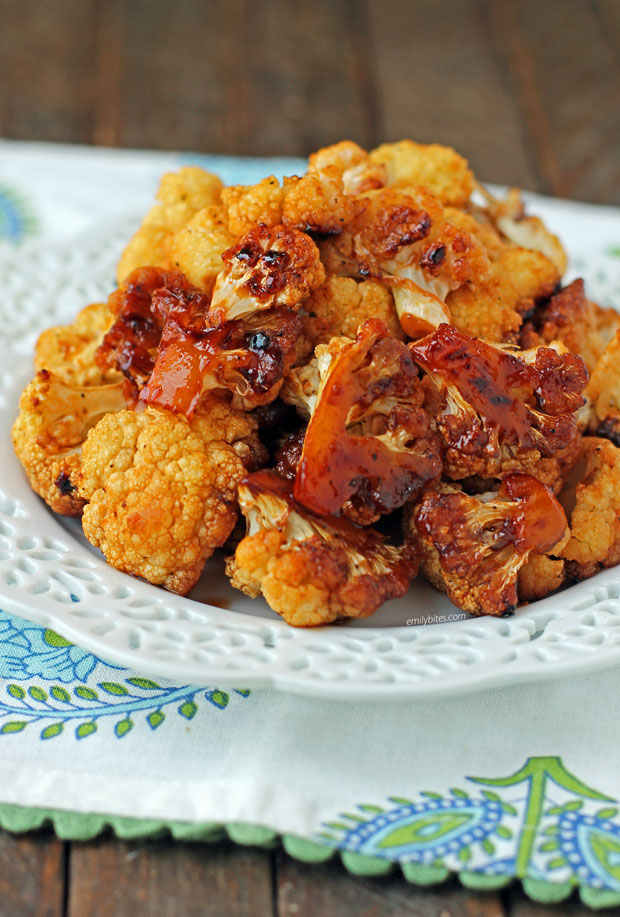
[78,395,260,594]
[302,274,403,347]
[583,330,620,443]
[407,474,567,615]
[227,471,415,626]
[167,204,237,293]
[209,224,324,324]
[324,186,491,337]
[561,438,620,581]
[411,324,587,489]
[117,167,224,283]
[369,140,474,207]
[308,140,386,194]
[35,302,120,386]
[12,370,126,516]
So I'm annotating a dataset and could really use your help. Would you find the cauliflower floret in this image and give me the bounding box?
[221,167,358,238]
[561,438,620,580]
[167,204,237,293]
[476,185,567,276]
[308,140,386,194]
[78,399,256,594]
[221,176,284,237]
[117,167,224,283]
[227,470,415,626]
[293,320,442,523]
[584,330,620,443]
[302,275,403,348]
[520,279,620,374]
[282,168,357,235]
[12,370,126,516]
[325,187,491,337]
[369,140,474,207]
[407,474,567,615]
[447,247,559,343]
[518,552,566,602]
[209,224,324,324]
[35,303,120,386]
[411,324,587,488]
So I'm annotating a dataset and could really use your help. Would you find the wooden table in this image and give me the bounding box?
[1,1,619,914]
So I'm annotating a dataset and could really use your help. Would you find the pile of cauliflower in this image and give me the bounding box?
[13,140,620,626]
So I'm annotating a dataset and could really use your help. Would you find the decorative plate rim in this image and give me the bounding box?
[1,208,620,701]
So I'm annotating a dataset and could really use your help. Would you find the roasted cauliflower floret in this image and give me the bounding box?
[447,246,560,344]
[227,470,415,626]
[12,370,126,516]
[411,324,587,488]
[221,176,284,237]
[96,267,186,401]
[209,224,325,324]
[407,474,567,615]
[117,167,224,283]
[325,187,491,337]
[369,140,474,207]
[167,204,237,293]
[78,399,255,594]
[308,140,386,194]
[281,168,357,234]
[294,320,442,523]
[477,185,567,276]
[302,275,404,347]
[518,551,566,602]
[561,438,620,580]
[520,279,620,374]
[35,302,120,386]
[584,330,620,443]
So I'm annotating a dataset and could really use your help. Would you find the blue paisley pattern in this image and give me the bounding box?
[320,757,620,892]
[0,609,248,740]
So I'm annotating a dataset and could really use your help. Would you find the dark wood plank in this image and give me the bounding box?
[68,837,274,917]
[118,0,374,156]
[276,850,507,917]
[591,0,620,70]
[0,0,97,143]
[366,0,540,189]
[0,830,65,917]
[485,0,620,204]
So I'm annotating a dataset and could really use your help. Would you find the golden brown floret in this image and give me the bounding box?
[227,471,415,626]
[12,370,126,516]
[520,279,620,374]
[308,140,386,194]
[477,185,567,276]
[221,176,284,237]
[518,552,566,602]
[282,168,357,235]
[167,204,237,293]
[561,438,620,581]
[78,396,257,595]
[35,303,120,386]
[407,474,567,615]
[209,224,324,324]
[369,140,474,207]
[302,275,404,348]
[411,325,587,489]
[584,330,620,443]
[325,186,491,337]
[117,167,224,283]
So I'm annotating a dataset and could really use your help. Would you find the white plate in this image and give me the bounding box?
[1,196,620,701]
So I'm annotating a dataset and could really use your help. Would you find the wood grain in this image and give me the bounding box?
[0,831,65,917]
[366,0,540,190]
[68,838,274,917]
[276,850,507,917]
[485,0,620,203]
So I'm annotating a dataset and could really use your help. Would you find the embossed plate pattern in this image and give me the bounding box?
[1,197,620,700]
